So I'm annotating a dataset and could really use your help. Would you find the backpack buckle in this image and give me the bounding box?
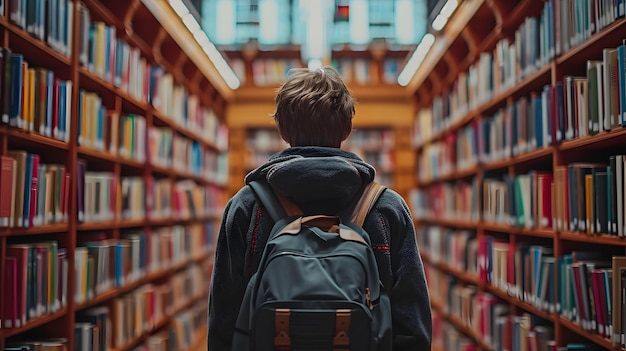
[274,308,291,350]
[333,309,351,350]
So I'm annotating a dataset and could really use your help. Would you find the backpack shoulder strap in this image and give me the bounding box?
[349,182,387,226]
[249,180,302,222]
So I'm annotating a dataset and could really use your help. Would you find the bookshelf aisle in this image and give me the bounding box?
[0,0,231,350]
[409,0,626,350]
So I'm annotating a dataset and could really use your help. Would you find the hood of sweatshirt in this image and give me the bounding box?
[244,146,376,211]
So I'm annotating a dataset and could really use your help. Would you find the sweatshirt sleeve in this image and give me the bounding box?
[208,190,255,351]
[383,191,433,350]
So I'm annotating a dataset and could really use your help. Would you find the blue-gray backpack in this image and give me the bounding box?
[231,180,393,351]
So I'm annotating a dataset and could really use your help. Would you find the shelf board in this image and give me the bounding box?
[78,66,150,115]
[558,231,626,246]
[416,218,478,229]
[559,127,626,152]
[0,307,67,338]
[75,251,212,313]
[484,284,557,323]
[557,17,626,67]
[6,128,70,151]
[430,302,493,351]
[418,166,477,188]
[1,223,70,237]
[111,290,209,351]
[78,146,148,171]
[482,223,555,238]
[4,22,71,72]
[418,147,555,188]
[407,0,487,94]
[559,316,615,350]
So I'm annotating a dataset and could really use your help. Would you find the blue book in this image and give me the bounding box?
[58,81,66,141]
[97,99,104,149]
[104,25,111,81]
[9,53,23,128]
[114,40,124,87]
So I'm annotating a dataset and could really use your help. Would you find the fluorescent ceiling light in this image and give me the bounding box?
[397,33,435,86]
[431,0,458,31]
[169,0,188,16]
[167,0,240,90]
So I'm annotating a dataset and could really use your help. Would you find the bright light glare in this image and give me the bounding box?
[397,33,435,86]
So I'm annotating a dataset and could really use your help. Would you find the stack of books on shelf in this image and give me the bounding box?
[411,0,626,350]
[0,0,230,350]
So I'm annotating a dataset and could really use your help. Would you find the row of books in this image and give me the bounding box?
[413,154,626,237]
[77,101,229,182]
[424,232,557,320]
[1,51,72,142]
[76,5,226,144]
[76,160,225,223]
[9,0,73,57]
[428,262,558,351]
[331,57,403,85]
[410,178,479,223]
[73,300,208,351]
[483,171,554,229]
[417,0,625,140]
[418,74,598,180]
[2,300,209,350]
[1,240,68,329]
[250,58,304,87]
[74,223,214,304]
[0,152,70,228]
[112,264,208,348]
[421,225,626,348]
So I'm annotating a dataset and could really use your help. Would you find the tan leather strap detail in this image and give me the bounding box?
[274,308,291,350]
[333,309,351,350]
[350,182,386,226]
[338,227,367,245]
[276,215,340,237]
[275,216,368,245]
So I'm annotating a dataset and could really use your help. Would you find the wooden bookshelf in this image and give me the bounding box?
[0,0,230,350]
[409,0,626,350]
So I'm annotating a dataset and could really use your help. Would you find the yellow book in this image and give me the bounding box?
[95,22,106,77]
[23,68,33,131]
[125,115,133,159]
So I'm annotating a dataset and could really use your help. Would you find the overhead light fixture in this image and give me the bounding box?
[431,0,458,31]
[167,0,240,90]
[397,33,435,86]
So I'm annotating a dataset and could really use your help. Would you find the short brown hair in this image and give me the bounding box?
[272,67,355,147]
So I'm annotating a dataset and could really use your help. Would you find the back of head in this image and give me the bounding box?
[272,67,355,148]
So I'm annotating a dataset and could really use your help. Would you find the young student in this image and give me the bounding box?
[208,66,432,350]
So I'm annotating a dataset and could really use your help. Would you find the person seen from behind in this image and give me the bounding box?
[208,66,432,350]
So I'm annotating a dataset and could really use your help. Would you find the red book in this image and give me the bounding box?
[591,269,606,336]
[2,256,17,328]
[6,244,29,328]
[28,154,40,228]
[0,155,14,227]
